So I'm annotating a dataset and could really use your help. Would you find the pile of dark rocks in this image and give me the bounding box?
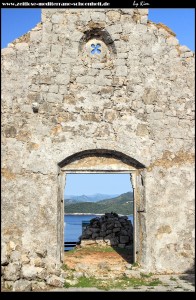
[79,212,133,249]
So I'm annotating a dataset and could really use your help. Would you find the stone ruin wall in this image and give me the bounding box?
[1,8,195,290]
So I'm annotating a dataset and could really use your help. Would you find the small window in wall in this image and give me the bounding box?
[79,28,117,62]
[81,38,110,63]
[64,173,134,265]
[91,43,101,54]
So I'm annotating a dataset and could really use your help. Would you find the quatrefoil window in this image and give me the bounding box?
[91,43,101,54]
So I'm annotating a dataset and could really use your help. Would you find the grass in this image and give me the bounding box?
[64,248,78,255]
[63,274,163,290]
[65,245,132,254]
[61,263,70,270]
[5,284,13,291]
[140,272,154,278]
[65,245,114,254]
[147,279,162,286]
[64,281,72,288]
[170,276,177,281]
[73,277,103,289]
[132,262,140,267]
[163,284,169,287]
[82,245,116,253]
[61,263,75,272]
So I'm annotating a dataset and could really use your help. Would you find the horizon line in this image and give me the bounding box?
[64,190,132,196]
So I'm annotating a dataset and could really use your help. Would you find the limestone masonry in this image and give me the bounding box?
[1,8,195,291]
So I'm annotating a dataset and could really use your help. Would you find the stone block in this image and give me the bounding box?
[21,254,30,264]
[21,265,44,280]
[103,110,117,123]
[73,271,84,278]
[167,36,179,46]
[80,240,96,247]
[124,270,141,278]
[30,31,42,42]
[64,278,78,286]
[139,9,148,15]
[8,241,18,252]
[15,43,29,51]
[181,52,194,58]
[118,244,125,248]
[32,281,48,291]
[10,250,21,262]
[120,236,129,244]
[136,124,149,136]
[141,16,148,24]
[33,257,45,267]
[179,45,190,53]
[46,275,65,287]
[52,14,64,24]
[106,11,121,22]
[90,12,106,22]
[121,229,128,235]
[13,279,32,291]
[95,238,104,245]
[51,44,63,56]
[95,76,112,86]
[110,237,119,246]
[1,47,15,56]
[116,66,127,76]
[1,243,9,266]
[105,233,115,239]
[92,233,99,239]
[104,239,111,246]
[126,264,133,269]
[1,266,5,276]
[113,228,121,233]
[109,24,122,34]
[4,263,21,281]
[75,263,89,271]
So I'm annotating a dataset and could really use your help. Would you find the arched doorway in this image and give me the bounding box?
[57,150,146,266]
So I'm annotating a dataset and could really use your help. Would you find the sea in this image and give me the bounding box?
[64,214,133,251]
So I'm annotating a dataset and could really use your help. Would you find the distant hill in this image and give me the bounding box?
[65,193,120,203]
[64,192,133,215]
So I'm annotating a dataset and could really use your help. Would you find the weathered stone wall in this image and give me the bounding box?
[1,8,195,289]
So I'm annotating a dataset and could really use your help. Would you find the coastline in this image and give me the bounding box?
[64,213,133,217]
[64,213,104,216]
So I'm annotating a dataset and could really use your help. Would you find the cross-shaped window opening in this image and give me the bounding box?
[91,43,101,54]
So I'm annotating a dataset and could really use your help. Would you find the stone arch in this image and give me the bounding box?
[58,149,145,169]
[78,28,117,56]
[57,149,146,265]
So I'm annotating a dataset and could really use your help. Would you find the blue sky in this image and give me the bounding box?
[65,174,132,195]
[1,8,195,50]
[148,9,195,51]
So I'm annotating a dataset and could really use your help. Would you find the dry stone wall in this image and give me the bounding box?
[80,213,133,248]
[1,8,195,290]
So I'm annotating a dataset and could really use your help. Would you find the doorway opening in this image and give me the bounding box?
[64,173,133,251]
[63,173,134,264]
[58,149,146,267]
